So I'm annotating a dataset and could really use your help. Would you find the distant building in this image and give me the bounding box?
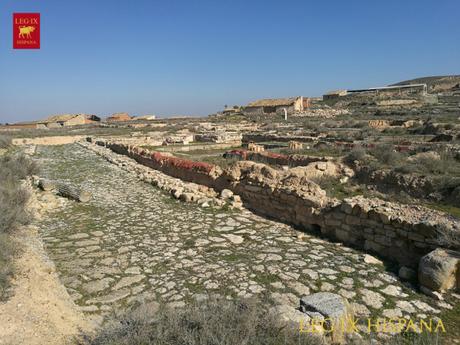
[222,106,242,115]
[135,115,156,121]
[347,84,427,95]
[106,112,132,122]
[243,97,304,116]
[44,114,101,127]
[323,84,428,101]
[5,114,100,129]
[323,90,348,100]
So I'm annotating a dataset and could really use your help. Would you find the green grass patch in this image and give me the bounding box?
[253,272,280,285]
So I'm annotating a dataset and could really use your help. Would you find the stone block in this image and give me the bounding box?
[419,248,460,292]
[335,229,350,242]
[363,227,373,234]
[345,215,361,226]
[408,232,425,242]
[398,266,416,281]
[374,235,390,246]
[332,212,346,220]
[379,213,391,224]
[300,292,348,320]
[325,218,341,227]
[341,203,353,215]
[367,210,380,222]
[338,224,350,232]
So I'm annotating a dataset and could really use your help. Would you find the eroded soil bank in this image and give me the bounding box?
[0,210,91,345]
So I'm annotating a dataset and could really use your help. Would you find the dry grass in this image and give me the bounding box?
[0,152,39,300]
[83,298,445,345]
[0,135,12,149]
[85,298,323,345]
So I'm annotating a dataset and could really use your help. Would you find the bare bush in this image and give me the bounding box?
[0,135,12,149]
[86,297,444,345]
[0,153,38,299]
[0,182,31,234]
[371,144,404,166]
[0,233,20,300]
[0,154,40,181]
[344,147,367,166]
[396,151,460,177]
[87,298,322,345]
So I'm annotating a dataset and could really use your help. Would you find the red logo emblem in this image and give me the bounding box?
[13,13,40,49]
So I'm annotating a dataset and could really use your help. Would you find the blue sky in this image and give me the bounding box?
[0,0,459,122]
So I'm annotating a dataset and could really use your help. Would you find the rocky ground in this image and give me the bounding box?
[34,144,455,329]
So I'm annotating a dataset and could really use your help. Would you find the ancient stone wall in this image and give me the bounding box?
[243,133,316,143]
[220,161,458,268]
[355,166,437,199]
[98,141,223,188]
[224,149,329,167]
[89,138,460,269]
[12,135,86,146]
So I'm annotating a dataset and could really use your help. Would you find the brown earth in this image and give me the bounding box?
[0,190,92,345]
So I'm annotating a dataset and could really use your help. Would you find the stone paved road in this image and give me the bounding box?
[35,144,446,319]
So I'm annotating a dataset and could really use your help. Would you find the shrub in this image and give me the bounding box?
[395,151,460,177]
[0,182,31,234]
[0,153,38,300]
[371,144,404,166]
[344,147,367,166]
[86,297,444,345]
[0,135,12,149]
[87,298,322,345]
[0,233,19,300]
[0,154,40,181]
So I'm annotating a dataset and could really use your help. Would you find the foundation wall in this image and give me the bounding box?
[91,138,459,268]
[12,135,86,146]
[224,149,329,167]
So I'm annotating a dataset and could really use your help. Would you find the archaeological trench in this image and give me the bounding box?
[9,130,460,340]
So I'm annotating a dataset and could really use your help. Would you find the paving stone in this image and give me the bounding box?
[81,278,114,294]
[360,289,385,309]
[300,292,347,319]
[113,275,145,290]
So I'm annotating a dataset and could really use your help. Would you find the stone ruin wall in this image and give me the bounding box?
[12,135,86,146]
[101,140,222,188]
[243,133,316,143]
[218,162,456,269]
[90,138,459,270]
[225,149,329,167]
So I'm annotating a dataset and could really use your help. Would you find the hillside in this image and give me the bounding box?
[391,75,460,92]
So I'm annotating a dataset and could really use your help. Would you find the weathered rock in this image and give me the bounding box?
[359,289,384,309]
[363,254,383,265]
[418,248,460,292]
[420,286,444,301]
[398,266,416,281]
[38,178,56,191]
[57,183,92,202]
[222,234,244,244]
[407,151,441,162]
[81,278,114,294]
[220,189,233,199]
[269,305,311,326]
[300,292,347,320]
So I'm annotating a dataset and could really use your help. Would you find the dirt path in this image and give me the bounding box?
[0,190,92,345]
